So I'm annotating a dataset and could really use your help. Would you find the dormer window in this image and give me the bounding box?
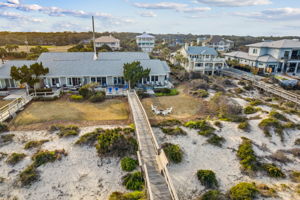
[252,48,258,54]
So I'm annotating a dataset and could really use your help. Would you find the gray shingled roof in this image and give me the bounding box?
[225,51,278,63]
[136,32,155,38]
[0,52,169,78]
[98,52,150,60]
[186,46,218,56]
[246,39,300,48]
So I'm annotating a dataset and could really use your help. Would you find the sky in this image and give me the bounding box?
[0,0,299,36]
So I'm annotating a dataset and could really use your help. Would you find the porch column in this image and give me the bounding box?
[295,62,300,74]
[203,62,206,74]
[212,63,215,75]
[0,80,2,89]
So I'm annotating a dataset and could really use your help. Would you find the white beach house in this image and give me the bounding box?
[170,43,226,75]
[136,32,155,53]
[225,39,300,74]
[0,52,171,89]
[95,35,121,50]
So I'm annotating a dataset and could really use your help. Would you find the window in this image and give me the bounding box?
[151,76,158,82]
[52,78,59,86]
[91,77,107,86]
[252,48,258,54]
[284,51,290,59]
[113,77,124,85]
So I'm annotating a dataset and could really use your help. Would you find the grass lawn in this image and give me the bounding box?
[11,98,129,128]
[142,84,206,122]
[1,45,73,53]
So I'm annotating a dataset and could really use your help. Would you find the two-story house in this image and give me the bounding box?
[225,39,300,75]
[201,36,234,52]
[95,35,121,50]
[170,43,226,75]
[136,32,155,53]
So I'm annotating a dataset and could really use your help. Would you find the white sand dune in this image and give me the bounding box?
[0,125,127,200]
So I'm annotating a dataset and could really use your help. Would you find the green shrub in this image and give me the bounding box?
[79,84,93,98]
[207,134,225,147]
[218,114,247,123]
[238,122,249,131]
[19,164,39,186]
[234,88,244,94]
[32,149,67,167]
[155,88,179,96]
[285,101,296,108]
[258,118,281,136]
[75,129,104,146]
[214,121,222,128]
[184,120,215,136]
[157,119,182,127]
[109,191,146,200]
[249,99,263,106]
[269,110,288,122]
[194,89,209,98]
[295,139,300,146]
[122,171,144,191]
[6,153,26,165]
[229,182,258,200]
[262,163,285,178]
[237,138,258,172]
[0,123,8,133]
[24,140,49,149]
[51,125,80,137]
[162,143,183,163]
[290,171,300,183]
[96,128,137,157]
[121,157,138,172]
[69,94,83,101]
[161,127,187,136]
[244,106,258,115]
[197,170,218,188]
[89,91,106,103]
[200,190,224,200]
[1,134,14,143]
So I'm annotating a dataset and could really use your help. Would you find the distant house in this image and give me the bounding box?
[0,52,171,89]
[136,32,155,53]
[201,36,234,52]
[224,39,300,74]
[95,35,121,50]
[170,43,226,75]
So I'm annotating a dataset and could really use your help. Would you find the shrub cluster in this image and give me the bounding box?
[162,143,183,163]
[237,137,258,172]
[238,121,249,131]
[19,149,67,186]
[69,94,84,101]
[24,140,49,149]
[50,125,80,137]
[154,88,179,96]
[190,89,209,98]
[261,163,285,178]
[207,134,225,147]
[200,190,224,200]
[258,118,281,137]
[269,110,288,122]
[249,99,263,106]
[75,128,104,146]
[295,139,300,146]
[156,119,182,127]
[122,171,144,191]
[96,128,137,157]
[290,171,300,183]
[78,83,106,103]
[244,106,258,115]
[184,120,215,136]
[89,91,106,103]
[229,182,258,200]
[6,153,26,165]
[161,127,187,136]
[109,191,146,200]
[0,134,14,143]
[197,170,218,188]
[0,123,8,133]
[121,157,138,172]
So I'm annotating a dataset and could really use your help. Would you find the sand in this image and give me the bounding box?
[0,125,128,200]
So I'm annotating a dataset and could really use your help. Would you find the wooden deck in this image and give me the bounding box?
[127,91,178,200]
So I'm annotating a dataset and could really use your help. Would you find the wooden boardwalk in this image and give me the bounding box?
[223,68,300,105]
[127,91,178,200]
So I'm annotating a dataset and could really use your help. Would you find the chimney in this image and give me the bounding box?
[184,43,189,50]
[92,16,97,60]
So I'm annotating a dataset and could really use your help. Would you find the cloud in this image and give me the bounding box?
[139,11,157,17]
[7,0,19,5]
[234,7,300,21]
[133,2,210,13]
[0,11,43,22]
[195,0,271,7]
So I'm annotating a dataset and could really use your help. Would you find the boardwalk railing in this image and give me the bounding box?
[127,90,179,200]
[223,68,300,105]
[0,93,33,122]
